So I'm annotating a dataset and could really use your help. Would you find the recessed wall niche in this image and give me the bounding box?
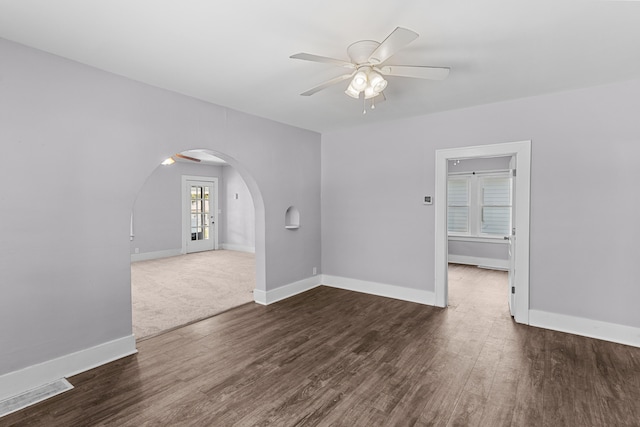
[285,206,300,229]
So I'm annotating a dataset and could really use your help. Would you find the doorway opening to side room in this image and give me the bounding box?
[447,156,513,318]
[435,140,531,325]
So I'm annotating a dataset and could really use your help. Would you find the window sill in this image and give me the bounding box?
[448,235,508,244]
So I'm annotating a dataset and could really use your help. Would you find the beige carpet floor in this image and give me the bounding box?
[131,250,255,339]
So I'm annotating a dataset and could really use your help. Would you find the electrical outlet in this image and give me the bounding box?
[313,267,317,275]
[134,248,139,254]
[423,195,433,205]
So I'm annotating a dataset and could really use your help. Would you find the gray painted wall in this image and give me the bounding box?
[322,78,640,328]
[131,162,224,255]
[0,38,321,376]
[448,155,511,262]
[222,166,255,251]
[448,241,508,261]
[131,161,256,256]
[448,156,511,172]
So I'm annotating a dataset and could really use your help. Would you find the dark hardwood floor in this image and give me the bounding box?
[4,264,640,426]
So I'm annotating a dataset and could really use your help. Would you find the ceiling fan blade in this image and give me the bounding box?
[368,27,419,65]
[290,53,355,69]
[378,65,450,80]
[175,153,201,162]
[300,72,355,96]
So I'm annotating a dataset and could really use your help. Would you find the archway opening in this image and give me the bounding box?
[129,149,266,339]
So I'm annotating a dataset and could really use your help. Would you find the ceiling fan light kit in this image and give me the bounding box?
[290,26,450,113]
[345,67,387,101]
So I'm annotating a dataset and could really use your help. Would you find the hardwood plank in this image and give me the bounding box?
[542,330,579,427]
[446,390,487,427]
[3,265,640,426]
[511,326,545,427]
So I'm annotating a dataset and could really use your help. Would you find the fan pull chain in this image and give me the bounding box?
[362,96,366,115]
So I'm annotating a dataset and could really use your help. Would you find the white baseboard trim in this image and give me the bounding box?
[448,255,509,270]
[321,275,435,306]
[0,335,137,402]
[529,310,640,348]
[254,275,322,305]
[131,249,182,262]
[220,243,255,253]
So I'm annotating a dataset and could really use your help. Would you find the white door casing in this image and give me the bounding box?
[435,140,531,324]
[507,233,516,316]
[508,163,517,316]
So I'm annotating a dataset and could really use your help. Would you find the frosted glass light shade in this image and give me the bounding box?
[364,85,377,99]
[368,71,387,93]
[345,83,361,99]
[351,71,368,91]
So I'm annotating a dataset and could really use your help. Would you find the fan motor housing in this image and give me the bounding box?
[347,40,381,65]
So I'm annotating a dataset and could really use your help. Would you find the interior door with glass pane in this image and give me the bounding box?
[186,180,215,253]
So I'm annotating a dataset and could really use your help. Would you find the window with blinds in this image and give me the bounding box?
[447,178,469,233]
[448,172,512,237]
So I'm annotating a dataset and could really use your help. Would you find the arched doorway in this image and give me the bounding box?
[130,149,266,339]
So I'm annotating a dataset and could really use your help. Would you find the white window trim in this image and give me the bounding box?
[448,235,508,244]
[448,168,511,176]
[447,171,512,239]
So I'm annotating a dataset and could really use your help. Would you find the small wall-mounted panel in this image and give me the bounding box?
[285,206,300,229]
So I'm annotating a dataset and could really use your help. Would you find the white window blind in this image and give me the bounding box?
[447,178,469,233]
[480,176,512,236]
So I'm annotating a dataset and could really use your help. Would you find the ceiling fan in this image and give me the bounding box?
[161,153,201,165]
[290,27,450,112]
[160,151,227,166]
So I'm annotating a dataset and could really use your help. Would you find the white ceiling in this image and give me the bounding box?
[1,1,639,133]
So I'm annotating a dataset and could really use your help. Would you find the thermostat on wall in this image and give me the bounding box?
[424,195,433,205]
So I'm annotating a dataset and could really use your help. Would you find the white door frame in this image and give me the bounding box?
[181,175,219,254]
[435,140,531,324]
